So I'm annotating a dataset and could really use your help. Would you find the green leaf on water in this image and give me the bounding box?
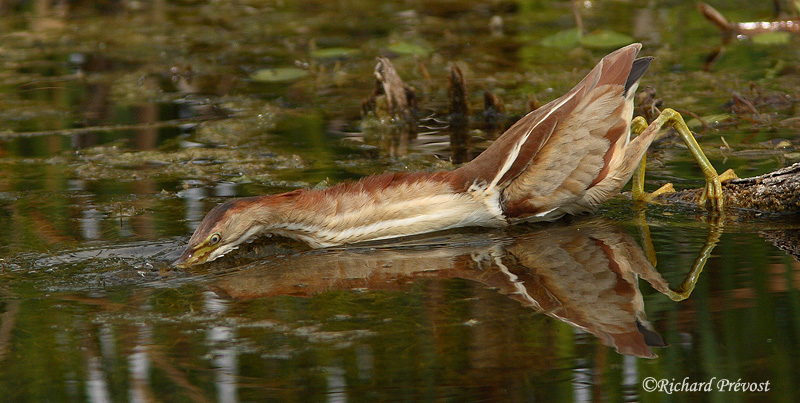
[250,67,309,83]
[540,28,581,48]
[387,41,432,56]
[578,30,633,49]
[311,47,360,59]
[751,31,791,45]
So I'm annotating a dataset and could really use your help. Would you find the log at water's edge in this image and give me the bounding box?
[656,162,800,214]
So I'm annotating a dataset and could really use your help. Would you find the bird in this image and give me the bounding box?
[174,43,734,268]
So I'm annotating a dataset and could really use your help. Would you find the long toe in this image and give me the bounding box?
[702,177,725,213]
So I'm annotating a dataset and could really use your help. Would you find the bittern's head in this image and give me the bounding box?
[173,197,267,267]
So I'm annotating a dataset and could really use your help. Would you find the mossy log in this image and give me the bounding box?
[656,163,800,214]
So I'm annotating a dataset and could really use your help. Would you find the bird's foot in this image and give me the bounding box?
[698,168,737,212]
[635,182,676,203]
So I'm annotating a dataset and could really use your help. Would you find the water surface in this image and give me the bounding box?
[1,0,800,401]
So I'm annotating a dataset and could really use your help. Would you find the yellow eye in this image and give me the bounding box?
[209,233,221,245]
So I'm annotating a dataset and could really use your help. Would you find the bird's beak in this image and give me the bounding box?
[172,250,192,268]
[173,247,206,268]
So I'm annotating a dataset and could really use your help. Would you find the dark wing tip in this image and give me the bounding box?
[636,319,668,348]
[624,56,654,97]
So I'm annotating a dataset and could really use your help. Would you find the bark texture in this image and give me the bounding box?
[657,163,800,214]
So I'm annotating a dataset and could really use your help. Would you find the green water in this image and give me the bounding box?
[1,0,800,401]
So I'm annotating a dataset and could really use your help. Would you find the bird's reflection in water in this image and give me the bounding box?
[199,218,711,358]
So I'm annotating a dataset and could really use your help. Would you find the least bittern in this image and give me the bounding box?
[175,43,735,267]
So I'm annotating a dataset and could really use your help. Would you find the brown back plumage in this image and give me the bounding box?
[453,43,648,220]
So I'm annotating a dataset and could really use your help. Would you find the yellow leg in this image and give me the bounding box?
[631,116,675,203]
[663,216,724,301]
[634,209,724,302]
[632,109,737,212]
[634,207,658,267]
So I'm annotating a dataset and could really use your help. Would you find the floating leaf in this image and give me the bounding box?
[751,31,791,45]
[250,67,309,83]
[311,47,360,59]
[540,28,581,48]
[578,30,633,49]
[387,41,432,56]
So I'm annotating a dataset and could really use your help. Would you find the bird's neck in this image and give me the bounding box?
[238,171,506,248]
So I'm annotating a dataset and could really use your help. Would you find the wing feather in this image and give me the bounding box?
[494,44,643,220]
[453,44,642,193]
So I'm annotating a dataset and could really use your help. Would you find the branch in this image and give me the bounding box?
[656,162,800,214]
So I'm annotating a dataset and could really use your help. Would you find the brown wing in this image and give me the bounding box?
[494,44,642,220]
[452,44,642,197]
[502,82,632,219]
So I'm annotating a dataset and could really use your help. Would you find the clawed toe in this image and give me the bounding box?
[700,177,724,213]
[633,182,675,203]
[650,183,675,200]
[719,168,738,182]
[699,169,737,213]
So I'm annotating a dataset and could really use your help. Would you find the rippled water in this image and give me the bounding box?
[1,0,800,401]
